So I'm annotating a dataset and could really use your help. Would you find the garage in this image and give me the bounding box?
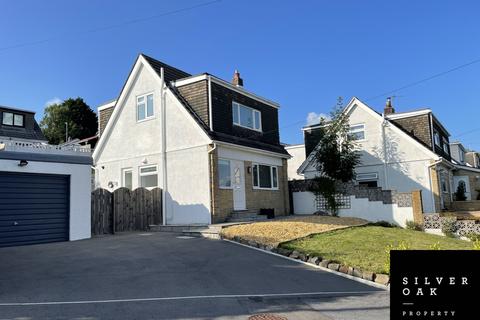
[0,171,70,247]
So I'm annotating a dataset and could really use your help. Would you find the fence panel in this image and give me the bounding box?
[91,187,162,235]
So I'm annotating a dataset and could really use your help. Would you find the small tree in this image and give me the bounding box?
[308,98,361,215]
[455,181,467,201]
[40,98,98,145]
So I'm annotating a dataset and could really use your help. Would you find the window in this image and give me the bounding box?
[252,163,278,189]
[2,112,24,127]
[434,131,441,146]
[137,93,154,121]
[349,124,365,141]
[356,172,378,188]
[442,137,449,154]
[218,159,232,188]
[460,150,465,163]
[139,165,158,188]
[122,169,133,189]
[232,102,261,131]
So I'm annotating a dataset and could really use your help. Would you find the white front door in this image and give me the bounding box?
[453,176,471,200]
[231,160,246,210]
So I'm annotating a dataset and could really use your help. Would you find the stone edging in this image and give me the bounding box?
[223,236,390,289]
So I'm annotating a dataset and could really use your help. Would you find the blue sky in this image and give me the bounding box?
[1,0,479,148]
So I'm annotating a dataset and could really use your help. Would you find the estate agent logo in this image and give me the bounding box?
[390,250,478,319]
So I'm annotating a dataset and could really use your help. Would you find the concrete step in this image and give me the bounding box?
[181,225,223,240]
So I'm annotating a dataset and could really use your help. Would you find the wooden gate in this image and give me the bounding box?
[91,187,162,235]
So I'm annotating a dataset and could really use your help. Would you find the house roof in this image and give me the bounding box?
[141,53,191,84]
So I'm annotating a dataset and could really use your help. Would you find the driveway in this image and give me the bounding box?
[0,232,389,319]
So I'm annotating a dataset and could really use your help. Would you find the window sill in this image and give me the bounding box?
[253,187,279,191]
[137,116,156,123]
[233,123,262,133]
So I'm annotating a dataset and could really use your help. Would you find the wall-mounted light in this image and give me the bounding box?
[247,166,252,174]
[18,159,28,167]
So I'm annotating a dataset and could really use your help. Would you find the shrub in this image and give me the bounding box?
[405,220,424,231]
[369,221,398,228]
[384,241,410,274]
[441,217,457,238]
[455,182,467,201]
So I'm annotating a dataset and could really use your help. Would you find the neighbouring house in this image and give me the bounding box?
[449,141,480,201]
[93,54,290,225]
[285,144,305,180]
[295,97,459,214]
[0,105,92,247]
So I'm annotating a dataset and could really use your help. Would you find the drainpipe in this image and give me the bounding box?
[208,143,217,224]
[160,67,167,226]
[381,114,389,189]
[428,158,443,212]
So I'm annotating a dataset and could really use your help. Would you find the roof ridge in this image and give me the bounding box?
[140,53,191,78]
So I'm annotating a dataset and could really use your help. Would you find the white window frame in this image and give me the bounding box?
[442,137,449,154]
[252,163,279,190]
[136,92,155,122]
[138,164,158,188]
[356,172,378,181]
[349,123,366,141]
[460,150,465,163]
[122,168,133,189]
[232,101,262,132]
[218,158,233,189]
[434,131,441,147]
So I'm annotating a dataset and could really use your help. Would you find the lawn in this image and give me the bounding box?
[281,226,474,274]
[220,215,367,246]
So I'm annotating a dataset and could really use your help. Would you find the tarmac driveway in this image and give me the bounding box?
[0,232,389,319]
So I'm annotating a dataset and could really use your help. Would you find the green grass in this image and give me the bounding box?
[281,226,474,274]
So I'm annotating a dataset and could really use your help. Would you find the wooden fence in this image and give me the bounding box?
[91,187,162,235]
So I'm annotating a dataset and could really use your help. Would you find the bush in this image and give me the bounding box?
[369,221,398,228]
[405,220,424,231]
[441,218,457,238]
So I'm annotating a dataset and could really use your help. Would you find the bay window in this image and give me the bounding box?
[252,163,278,190]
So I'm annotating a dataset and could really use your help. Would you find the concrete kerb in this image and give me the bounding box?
[222,238,389,291]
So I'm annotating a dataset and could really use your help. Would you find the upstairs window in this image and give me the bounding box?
[434,131,441,147]
[137,93,154,121]
[349,124,365,141]
[252,163,278,190]
[460,150,465,163]
[442,137,449,154]
[2,112,24,127]
[232,102,261,131]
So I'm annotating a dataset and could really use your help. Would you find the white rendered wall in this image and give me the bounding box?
[285,144,305,180]
[292,191,414,227]
[0,159,91,241]
[217,145,284,167]
[95,59,212,224]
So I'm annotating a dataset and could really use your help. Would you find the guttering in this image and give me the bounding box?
[207,143,217,225]
[381,114,389,189]
[214,140,290,159]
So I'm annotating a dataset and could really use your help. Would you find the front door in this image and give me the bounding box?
[453,176,471,200]
[231,160,246,210]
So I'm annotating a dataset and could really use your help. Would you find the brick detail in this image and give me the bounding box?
[99,106,115,137]
[177,80,209,126]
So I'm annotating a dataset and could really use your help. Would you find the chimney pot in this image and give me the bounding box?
[384,97,395,115]
[232,70,243,87]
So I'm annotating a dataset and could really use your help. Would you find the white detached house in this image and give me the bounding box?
[93,54,290,225]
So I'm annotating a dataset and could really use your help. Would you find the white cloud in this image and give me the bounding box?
[44,97,62,107]
[306,112,330,126]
